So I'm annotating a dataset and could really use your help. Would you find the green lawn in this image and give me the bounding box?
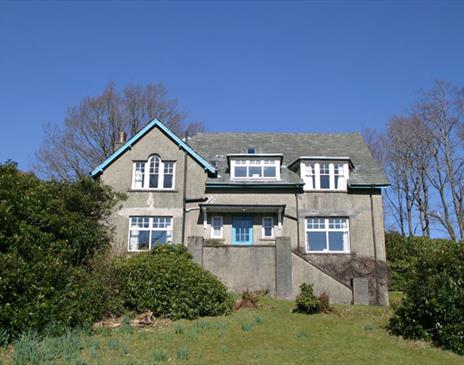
[2,295,463,365]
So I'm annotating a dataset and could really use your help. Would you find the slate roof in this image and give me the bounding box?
[188,132,388,187]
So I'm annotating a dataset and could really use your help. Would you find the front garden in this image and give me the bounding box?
[1,162,463,363]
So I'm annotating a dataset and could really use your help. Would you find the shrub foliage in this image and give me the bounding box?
[294,283,330,314]
[0,162,121,340]
[389,240,464,355]
[112,245,233,320]
[385,232,453,291]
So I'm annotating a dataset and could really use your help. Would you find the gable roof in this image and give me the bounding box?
[91,119,216,177]
[188,132,389,187]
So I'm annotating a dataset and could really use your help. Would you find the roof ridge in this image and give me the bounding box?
[193,131,362,136]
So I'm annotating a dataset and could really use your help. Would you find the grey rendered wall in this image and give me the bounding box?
[202,245,277,295]
[193,236,293,299]
[99,127,207,255]
[297,190,385,258]
[292,253,353,304]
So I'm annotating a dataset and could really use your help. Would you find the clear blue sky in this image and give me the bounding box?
[1,1,463,170]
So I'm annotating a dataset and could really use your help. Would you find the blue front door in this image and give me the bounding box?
[232,217,253,245]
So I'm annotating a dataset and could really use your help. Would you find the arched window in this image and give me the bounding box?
[148,155,160,188]
[132,155,175,190]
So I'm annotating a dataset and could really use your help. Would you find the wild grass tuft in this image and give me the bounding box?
[121,316,133,335]
[241,323,253,332]
[364,323,374,332]
[11,331,40,365]
[187,328,198,341]
[150,350,168,363]
[174,324,184,335]
[108,338,120,350]
[176,346,189,361]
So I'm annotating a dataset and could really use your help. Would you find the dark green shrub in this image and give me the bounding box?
[0,162,121,340]
[294,283,331,314]
[389,241,464,355]
[112,244,233,320]
[385,232,451,291]
[435,324,464,355]
[294,283,319,314]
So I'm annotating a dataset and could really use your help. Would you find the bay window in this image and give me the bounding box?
[132,155,175,189]
[128,216,173,251]
[305,217,349,253]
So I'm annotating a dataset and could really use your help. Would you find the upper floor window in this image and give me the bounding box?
[301,162,348,191]
[132,155,175,190]
[231,159,280,179]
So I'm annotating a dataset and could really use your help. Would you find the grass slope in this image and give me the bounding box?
[1,296,463,365]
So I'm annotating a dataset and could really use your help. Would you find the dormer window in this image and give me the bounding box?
[301,161,349,191]
[231,159,280,179]
[132,155,176,190]
[247,147,256,154]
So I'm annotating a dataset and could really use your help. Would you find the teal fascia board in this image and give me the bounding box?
[91,119,216,177]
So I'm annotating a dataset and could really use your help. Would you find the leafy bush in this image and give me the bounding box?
[389,241,464,355]
[294,283,319,314]
[385,232,451,291]
[112,244,233,320]
[0,162,121,340]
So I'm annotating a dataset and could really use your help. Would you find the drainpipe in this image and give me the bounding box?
[295,186,300,252]
[181,133,189,244]
[370,184,380,304]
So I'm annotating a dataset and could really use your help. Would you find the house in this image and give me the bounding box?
[91,119,389,305]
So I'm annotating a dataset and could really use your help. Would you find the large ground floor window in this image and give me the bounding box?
[128,216,172,251]
[305,217,349,253]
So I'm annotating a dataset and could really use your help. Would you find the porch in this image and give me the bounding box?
[199,204,286,246]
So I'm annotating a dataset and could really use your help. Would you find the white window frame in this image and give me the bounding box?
[262,216,274,238]
[131,155,176,190]
[231,159,280,180]
[305,217,350,253]
[301,162,349,191]
[211,216,223,239]
[128,216,173,252]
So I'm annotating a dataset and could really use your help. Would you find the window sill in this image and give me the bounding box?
[303,189,347,193]
[305,251,351,255]
[128,189,178,193]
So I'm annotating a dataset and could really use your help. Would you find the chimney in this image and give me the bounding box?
[114,130,127,151]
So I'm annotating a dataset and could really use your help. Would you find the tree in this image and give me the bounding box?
[414,81,464,240]
[35,82,204,180]
[365,80,464,240]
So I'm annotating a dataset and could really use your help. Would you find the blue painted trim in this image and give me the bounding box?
[90,119,216,177]
[232,216,253,245]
